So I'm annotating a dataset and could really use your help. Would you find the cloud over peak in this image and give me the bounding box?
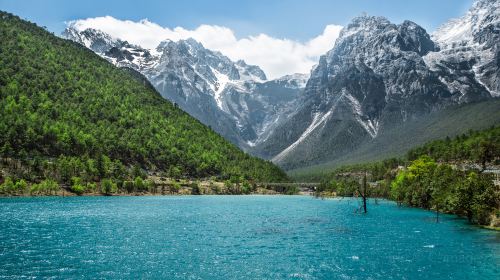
[67,16,342,79]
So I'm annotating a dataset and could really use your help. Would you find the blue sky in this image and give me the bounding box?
[0,0,473,40]
[0,0,475,78]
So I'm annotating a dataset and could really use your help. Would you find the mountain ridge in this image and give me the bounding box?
[252,0,499,170]
[62,27,306,149]
[62,0,499,173]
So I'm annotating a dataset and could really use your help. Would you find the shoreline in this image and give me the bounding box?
[0,176,305,197]
[0,190,313,198]
[314,193,500,231]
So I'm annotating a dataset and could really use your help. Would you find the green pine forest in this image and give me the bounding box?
[0,11,288,193]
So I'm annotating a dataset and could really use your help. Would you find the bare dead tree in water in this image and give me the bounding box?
[354,172,368,213]
[360,173,368,213]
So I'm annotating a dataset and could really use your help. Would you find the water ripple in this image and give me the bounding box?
[0,196,498,279]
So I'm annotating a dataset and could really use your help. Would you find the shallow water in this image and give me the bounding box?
[0,196,498,279]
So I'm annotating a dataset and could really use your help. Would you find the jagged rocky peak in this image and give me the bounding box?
[62,26,269,97]
[63,26,122,53]
[156,38,260,82]
[104,45,152,62]
[308,15,441,109]
[274,73,309,89]
[330,15,435,62]
[157,38,208,58]
[64,26,267,85]
[63,24,157,71]
[156,39,204,60]
[397,20,436,55]
[341,15,391,35]
[62,25,289,149]
[235,60,267,81]
[311,14,443,109]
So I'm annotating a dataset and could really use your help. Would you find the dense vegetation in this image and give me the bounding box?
[316,126,500,226]
[0,11,287,193]
[391,156,497,225]
[407,126,500,168]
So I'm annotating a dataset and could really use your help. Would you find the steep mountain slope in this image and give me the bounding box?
[62,26,306,149]
[254,0,499,170]
[221,73,307,147]
[0,11,287,182]
[290,99,500,180]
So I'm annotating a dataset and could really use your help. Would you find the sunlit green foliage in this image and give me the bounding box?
[0,177,27,194]
[134,177,145,192]
[391,156,498,225]
[30,179,59,195]
[70,177,85,195]
[190,181,200,195]
[100,179,117,195]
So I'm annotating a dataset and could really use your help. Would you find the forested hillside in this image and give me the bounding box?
[407,126,499,168]
[0,11,287,188]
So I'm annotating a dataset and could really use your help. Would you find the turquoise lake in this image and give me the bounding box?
[0,196,498,279]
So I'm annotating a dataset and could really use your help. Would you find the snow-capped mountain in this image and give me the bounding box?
[253,0,498,169]
[424,0,499,98]
[63,0,498,170]
[219,73,307,147]
[63,26,304,148]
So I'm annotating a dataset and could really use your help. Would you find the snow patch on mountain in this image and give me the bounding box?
[274,73,309,89]
[209,67,230,109]
[473,64,499,97]
[272,109,333,163]
[344,92,379,138]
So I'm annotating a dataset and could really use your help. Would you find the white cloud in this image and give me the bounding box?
[67,16,342,79]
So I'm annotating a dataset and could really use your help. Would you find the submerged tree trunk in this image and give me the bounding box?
[436,205,439,223]
[361,173,367,213]
[467,211,473,223]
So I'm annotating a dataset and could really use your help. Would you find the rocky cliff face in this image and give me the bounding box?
[253,0,498,169]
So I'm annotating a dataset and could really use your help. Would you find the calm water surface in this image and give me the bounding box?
[0,196,498,279]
